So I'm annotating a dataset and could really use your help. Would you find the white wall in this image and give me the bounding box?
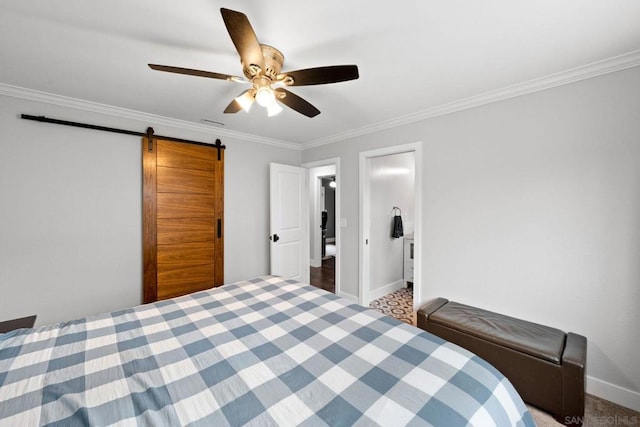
[302,66,640,410]
[368,152,414,293]
[0,95,300,326]
[223,135,300,282]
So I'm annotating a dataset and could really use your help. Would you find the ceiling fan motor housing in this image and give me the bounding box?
[242,44,284,81]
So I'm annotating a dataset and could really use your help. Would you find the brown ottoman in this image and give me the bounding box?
[418,298,586,426]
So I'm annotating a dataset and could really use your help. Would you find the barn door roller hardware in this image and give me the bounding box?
[20,114,226,157]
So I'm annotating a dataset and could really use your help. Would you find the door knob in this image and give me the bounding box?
[271,234,280,242]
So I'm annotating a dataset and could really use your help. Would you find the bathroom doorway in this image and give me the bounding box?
[359,143,422,312]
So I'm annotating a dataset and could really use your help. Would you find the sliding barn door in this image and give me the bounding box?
[142,137,224,303]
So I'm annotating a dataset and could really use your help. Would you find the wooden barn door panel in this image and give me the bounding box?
[157,194,215,218]
[143,137,223,303]
[157,218,215,245]
[157,242,216,267]
[157,141,216,170]
[157,265,216,300]
[157,167,215,194]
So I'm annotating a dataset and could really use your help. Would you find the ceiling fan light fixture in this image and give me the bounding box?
[255,86,276,107]
[150,9,359,118]
[235,91,254,112]
[267,102,283,117]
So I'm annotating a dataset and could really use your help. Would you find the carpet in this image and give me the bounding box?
[529,393,639,426]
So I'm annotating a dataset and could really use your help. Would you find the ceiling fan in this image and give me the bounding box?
[149,8,359,118]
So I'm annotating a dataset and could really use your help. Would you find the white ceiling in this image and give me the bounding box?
[2,1,640,147]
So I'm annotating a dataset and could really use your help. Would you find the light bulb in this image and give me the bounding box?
[329,180,336,188]
[267,102,283,117]
[234,91,254,112]
[255,87,275,107]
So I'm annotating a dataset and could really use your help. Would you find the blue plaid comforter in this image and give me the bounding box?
[0,276,534,426]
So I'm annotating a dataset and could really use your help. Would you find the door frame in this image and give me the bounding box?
[359,142,422,309]
[302,158,341,296]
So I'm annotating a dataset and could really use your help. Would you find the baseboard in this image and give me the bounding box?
[310,258,321,268]
[368,279,406,302]
[337,291,358,304]
[587,375,640,412]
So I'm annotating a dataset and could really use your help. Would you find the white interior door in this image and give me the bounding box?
[270,163,309,283]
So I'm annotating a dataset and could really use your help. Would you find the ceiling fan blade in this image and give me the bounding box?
[220,8,264,71]
[148,64,243,82]
[283,65,359,86]
[275,88,320,118]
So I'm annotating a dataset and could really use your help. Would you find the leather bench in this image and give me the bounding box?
[417,298,586,426]
[0,315,37,333]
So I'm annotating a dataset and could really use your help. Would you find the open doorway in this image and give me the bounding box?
[320,176,337,260]
[304,159,341,295]
[310,175,336,292]
[359,143,422,321]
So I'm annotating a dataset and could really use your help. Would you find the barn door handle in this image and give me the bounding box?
[270,234,280,242]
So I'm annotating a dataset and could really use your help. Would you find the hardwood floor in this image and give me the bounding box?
[310,256,335,293]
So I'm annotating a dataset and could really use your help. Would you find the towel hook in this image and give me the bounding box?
[392,206,402,216]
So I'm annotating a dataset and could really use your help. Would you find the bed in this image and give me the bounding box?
[0,276,534,426]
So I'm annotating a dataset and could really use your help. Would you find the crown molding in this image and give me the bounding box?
[0,83,302,151]
[3,49,639,152]
[303,49,640,149]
